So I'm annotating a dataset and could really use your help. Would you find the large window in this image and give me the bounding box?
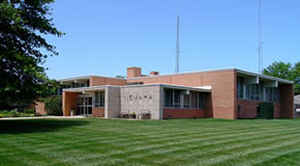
[164,89,206,109]
[191,92,206,109]
[71,80,89,88]
[238,77,280,103]
[164,89,174,107]
[94,91,105,107]
[164,89,181,108]
[237,77,244,99]
[265,87,280,102]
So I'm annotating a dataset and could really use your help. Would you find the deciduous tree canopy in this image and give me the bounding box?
[264,61,300,95]
[0,0,63,109]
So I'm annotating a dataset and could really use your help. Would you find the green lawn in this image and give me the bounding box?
[0,112,34,118]
[1,118,300,166]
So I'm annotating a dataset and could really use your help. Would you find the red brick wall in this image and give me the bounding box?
[62,92,79,116]
[35,102,47,115]
[163,108,205,119]
[280,84,294,118]
[238,100,259,119]
[127,67,142,78]
[274,103,281,118]
[205,93,213,118]
[90,76,126,86]
[128,69,237,120]
[92,107,104,117]
[238,100,281,119]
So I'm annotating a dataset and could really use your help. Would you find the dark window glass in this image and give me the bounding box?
[95,91,105,107]
[237,77,244,99]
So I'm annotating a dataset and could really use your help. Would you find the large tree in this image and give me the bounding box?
[293,62,300,94]
[0,0,63,110]
[263,61,300,95]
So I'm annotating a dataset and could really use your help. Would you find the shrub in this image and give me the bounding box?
[24,109,35,114]
[42,96,62,116]
[0,110,9,113]
[10,110,18,117]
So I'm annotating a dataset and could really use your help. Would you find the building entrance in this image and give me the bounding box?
[77,94,93,116]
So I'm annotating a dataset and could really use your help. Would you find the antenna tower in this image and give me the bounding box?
[175,16,180,73]
[258,0,263,73]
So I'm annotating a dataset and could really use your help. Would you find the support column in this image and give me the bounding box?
[62,92,78,116]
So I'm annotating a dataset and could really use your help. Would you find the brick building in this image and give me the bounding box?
[60,67,294,120]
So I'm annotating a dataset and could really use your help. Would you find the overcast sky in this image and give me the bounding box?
[45,0,300,79]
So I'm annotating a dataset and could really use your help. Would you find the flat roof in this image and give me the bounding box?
[59,75,125,83]
[128,68,293,84]
[63,84,211,93]
[59,68,293,85]
[236,69,293,84]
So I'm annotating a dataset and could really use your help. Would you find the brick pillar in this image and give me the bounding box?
[280,84,294,118]
[205,93,213,118]
[62,92,78,116]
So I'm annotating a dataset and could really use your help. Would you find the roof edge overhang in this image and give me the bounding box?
[236,69,294,84]
[59,75,125,83]
[63,84,211,93]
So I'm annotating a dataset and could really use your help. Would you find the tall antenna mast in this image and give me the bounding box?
[258,0,263,74]
[175,16,180,73]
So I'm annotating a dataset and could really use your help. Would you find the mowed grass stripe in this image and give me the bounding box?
[253,150,300,166]
[203,137,300,166]
[72,126,300,165]
[43,124,298,155]
[165,131,300,166]
[95,128,300,166]
[48,126,300,165]
[0,122,272,154]
[1,119,300,166]
[128,128,300,164]
[82,133,300,166]
[2,121,300,165]
[0,119,290,151]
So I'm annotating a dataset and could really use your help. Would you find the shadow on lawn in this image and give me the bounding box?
[0,119,89,134]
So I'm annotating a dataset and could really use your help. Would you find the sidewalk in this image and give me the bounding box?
[0,116,86,120]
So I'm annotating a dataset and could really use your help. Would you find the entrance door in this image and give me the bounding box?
[77,95,93,116]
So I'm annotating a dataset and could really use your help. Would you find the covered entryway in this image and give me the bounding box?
[62,86,110,118]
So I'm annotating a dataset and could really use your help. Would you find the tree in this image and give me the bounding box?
[263,61,300,95]
[263,62,294,81]
[293,62,300,95]
[0,0,63,110]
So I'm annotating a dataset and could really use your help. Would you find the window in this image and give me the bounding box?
[164,89,173,107]
[164,88,206,109]
[245,84,262,101]
[174,90,181,108]
[71,80,89,88]
[237,77,244,99]
[94,91,105,107]
[184,94,190,108]
[191,92,205,109]
[244,83,279,103]
[265,87,280,102]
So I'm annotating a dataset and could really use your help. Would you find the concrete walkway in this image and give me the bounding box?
[0,116,86,120]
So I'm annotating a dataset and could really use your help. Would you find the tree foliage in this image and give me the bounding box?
[263,61,300,95]
[0,0,63,109]
[42,95,62,116]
